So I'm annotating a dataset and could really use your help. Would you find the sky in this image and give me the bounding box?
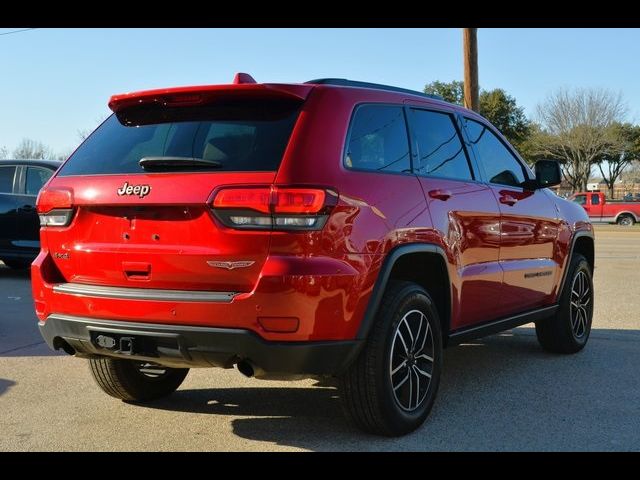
[1,28,639,157]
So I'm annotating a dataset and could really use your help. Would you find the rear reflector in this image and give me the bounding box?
[258,317,300,333]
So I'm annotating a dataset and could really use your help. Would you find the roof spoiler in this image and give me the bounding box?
[109,74,313,113]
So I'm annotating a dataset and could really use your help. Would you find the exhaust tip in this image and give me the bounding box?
[53,337,76,356]
[236,360,254,378]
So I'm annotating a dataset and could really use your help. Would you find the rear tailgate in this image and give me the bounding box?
[42,172,274,292]
[39,83,312,293]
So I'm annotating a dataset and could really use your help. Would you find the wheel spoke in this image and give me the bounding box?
[391,359,407,376]
[393,371,410,391]
[412,368,420,409]
[571,308,580,331]
[580,285,589,301]
[413,364,432,379]
[416,353,434,363]
[395,329,410,356]
[415,320,431,355]
[412,312,424,351]
[402,317,415,349]
[407,369,414,410]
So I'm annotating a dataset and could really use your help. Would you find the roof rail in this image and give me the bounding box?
[305,78,445,102]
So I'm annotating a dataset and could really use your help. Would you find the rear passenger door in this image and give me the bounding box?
[407,107,503,330]
[462,117,560,314]
[0,165,20,253]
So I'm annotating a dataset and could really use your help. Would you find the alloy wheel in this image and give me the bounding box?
[389,309,434,411]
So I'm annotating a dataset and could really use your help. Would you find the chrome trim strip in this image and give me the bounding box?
[52,283,236,302]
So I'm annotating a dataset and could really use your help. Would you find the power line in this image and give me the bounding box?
[0,28,36,37]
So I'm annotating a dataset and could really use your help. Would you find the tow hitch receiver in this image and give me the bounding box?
[91,332,157,356]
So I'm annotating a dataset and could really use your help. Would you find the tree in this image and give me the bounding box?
[595,123,640,198]
[621,161,640,184]
[423,81,531,151]
[13,138,55,160]
[0,146,7,159]
[424,80,464,104]
[479,89,530,149]
[530,88,627,193]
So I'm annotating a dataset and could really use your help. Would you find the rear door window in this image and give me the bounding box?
[345,105,411,174]
[410,109,473,180]
[58,98,302,176]
[0,166,16,194]
[591,194,600,205]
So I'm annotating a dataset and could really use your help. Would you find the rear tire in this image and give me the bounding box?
[535,253,593,354]
[1,258,31,270]
[617,214,635,226]
[338,281,443,436]
[89,358,189,402]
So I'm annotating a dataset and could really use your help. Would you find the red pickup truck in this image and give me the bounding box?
[569,191,640,226]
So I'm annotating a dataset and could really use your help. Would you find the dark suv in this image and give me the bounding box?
[0,159,59,269]
[33,75,594,436]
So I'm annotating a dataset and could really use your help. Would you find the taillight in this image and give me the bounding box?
[37,188,74,227]
[211,186,335,231]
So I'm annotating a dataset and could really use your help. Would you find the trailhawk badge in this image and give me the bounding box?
[117,182,151,198]
[207,260,255,270]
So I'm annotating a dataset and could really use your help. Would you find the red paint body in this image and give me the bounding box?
[32,80,592,344]
[569,191,640,224]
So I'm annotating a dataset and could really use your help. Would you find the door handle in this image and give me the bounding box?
[428,189,452,201]
[499,194,518,206]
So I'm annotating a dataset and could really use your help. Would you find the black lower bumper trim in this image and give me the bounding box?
[39,314,362,378]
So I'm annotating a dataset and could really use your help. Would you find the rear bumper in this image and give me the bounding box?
[39,314,362,378]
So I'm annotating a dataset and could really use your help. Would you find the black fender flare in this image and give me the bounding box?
[557,230,595,300]
[355,243,451,341]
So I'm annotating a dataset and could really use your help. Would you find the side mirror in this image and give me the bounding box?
[534,160,562,188]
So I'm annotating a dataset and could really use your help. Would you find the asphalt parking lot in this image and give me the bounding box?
[1,225,639,451]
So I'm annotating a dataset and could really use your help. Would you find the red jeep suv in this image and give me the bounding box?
[32,75,595,436]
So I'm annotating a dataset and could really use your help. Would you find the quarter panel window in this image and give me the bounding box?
[464,118,526,187]
[411,109,472,180]
[345,105,410,174]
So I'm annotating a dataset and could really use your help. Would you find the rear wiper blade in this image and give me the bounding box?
[139,156,222,170]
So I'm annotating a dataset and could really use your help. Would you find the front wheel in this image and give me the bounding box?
[617,214,635,227]
[339,281,443,436]
[535,253,593,354]
[89,358,189,402]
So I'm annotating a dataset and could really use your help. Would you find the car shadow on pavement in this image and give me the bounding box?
[140,327,640,451]
[0,265,31,279]
[0,378,16,397]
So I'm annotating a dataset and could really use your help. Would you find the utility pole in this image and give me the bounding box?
[463,28,479,112]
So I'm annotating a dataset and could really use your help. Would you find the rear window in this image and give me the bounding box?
[58,98,302,176]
